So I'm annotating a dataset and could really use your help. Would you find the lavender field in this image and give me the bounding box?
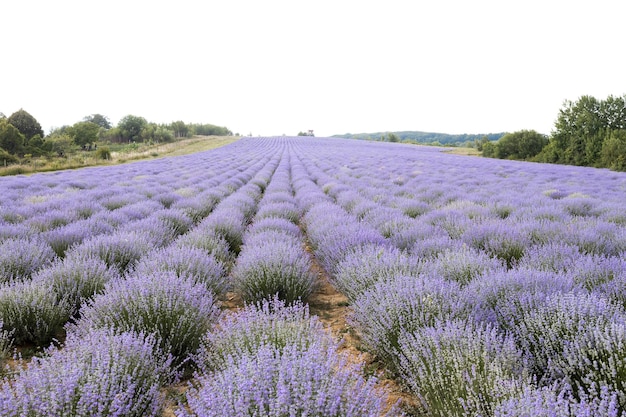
[1,136,626,416]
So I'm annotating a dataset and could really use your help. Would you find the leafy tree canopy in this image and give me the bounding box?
[0,119,26,155]
[83,114,112,129]
[7,109,44,140]
[117,115,148,142]
[68,121,100,146]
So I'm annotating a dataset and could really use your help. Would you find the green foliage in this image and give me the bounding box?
[118,114,148,142]
[601,129,626,171]
[95,146,111,160]
[83,113,112,129]
[337,131,506,146]
[541,94,626,168]
[0,119,25,155]
[484,130,548,160]
[68,121,100,146]
[0,148,19,165]
[7,109,44,140]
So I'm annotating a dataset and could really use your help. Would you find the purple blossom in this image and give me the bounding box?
[0,329,174,416]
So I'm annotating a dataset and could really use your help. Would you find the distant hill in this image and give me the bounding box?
[332,131,506,146]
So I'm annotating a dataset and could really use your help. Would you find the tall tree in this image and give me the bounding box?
[7,109,44,140]
[117,115,147,142]
[83,114,112,129]
[0,119,26,155]
[68,121,100,146]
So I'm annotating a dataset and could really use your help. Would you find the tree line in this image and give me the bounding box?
[0,110,232,164]
[482,95,626,171]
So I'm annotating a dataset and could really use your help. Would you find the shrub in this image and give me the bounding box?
[0,238,55,282]
[334,244,423,301]
[0,280,72,345]
[66,231,153,274]
[0,329,173,417]
[179,341,397,417]
[131,246,227,296]
[349,275,463,370]
[94,146,111,160]
[31,256,119,316]
[195,297,329,373]
[494,383,623,417]
[71,272,221,368]
[233,233,316,303]
[398,319,527,417]
[174,230,233,269]
[425,245,505,286]
[512,292,626,384]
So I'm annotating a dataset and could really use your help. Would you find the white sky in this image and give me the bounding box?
[2,0,625,137]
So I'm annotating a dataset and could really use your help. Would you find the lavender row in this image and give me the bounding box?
[180,297,398,416]
[232,149,317,303]
[287,138,626,415]
[0,145,280,349]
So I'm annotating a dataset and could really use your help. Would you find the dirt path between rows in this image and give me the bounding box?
[306,251,420,416]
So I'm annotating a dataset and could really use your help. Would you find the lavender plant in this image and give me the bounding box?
[66,231,154,274]
[131,246,227,296]
[195,297,330,372]
[494,383,624,417]
[349,275,463,370]
[233,233,316,303]
[0,237,55,282]
[398,319,527,417]
[511,292,626,384]
[0,329,174,417]
[0,279,72,345]
[71,272,221,367]
[31,256,120,316]
[179,341,397,417]
[334,244,423,301]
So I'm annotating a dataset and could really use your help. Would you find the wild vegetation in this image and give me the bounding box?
[0,110,235,175]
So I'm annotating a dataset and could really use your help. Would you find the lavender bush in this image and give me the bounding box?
[32,256,120,316]
[494,383,624,417]
[334,244,423,301]
[349,275,463,370]
[195,297,330,373]
[179,341,397,417]
[398,319,527,417]
[0,280,72,345]
[71,272,221,367]
[0,329,174,416]
[66,231,154,274]
[131,246,227,296]
[233,232,316,303]
[0,237,55,282]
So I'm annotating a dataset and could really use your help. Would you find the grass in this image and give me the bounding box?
[0,136,240,176]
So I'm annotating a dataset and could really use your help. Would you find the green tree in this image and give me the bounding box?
[118,115,147,142]
[0,119,26,155]
[170,121,189,138]
[601,129,626,171]
[83,114,112,129]
[7,109,44,140]
[68,121,100,147]
[493,130,548,160]
[386,133,399,143]
[548,95,626,167]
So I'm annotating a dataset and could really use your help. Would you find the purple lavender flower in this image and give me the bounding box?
[233,234,316,303]
[398,319,527,417]
[71,272,221,367]
[0,237,55,282]
[179,341,396,417]
[131,246,227,296]
[0,329,174,416]
[0,279,72,345]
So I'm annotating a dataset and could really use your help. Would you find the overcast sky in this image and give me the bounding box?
[2,0,624,137]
